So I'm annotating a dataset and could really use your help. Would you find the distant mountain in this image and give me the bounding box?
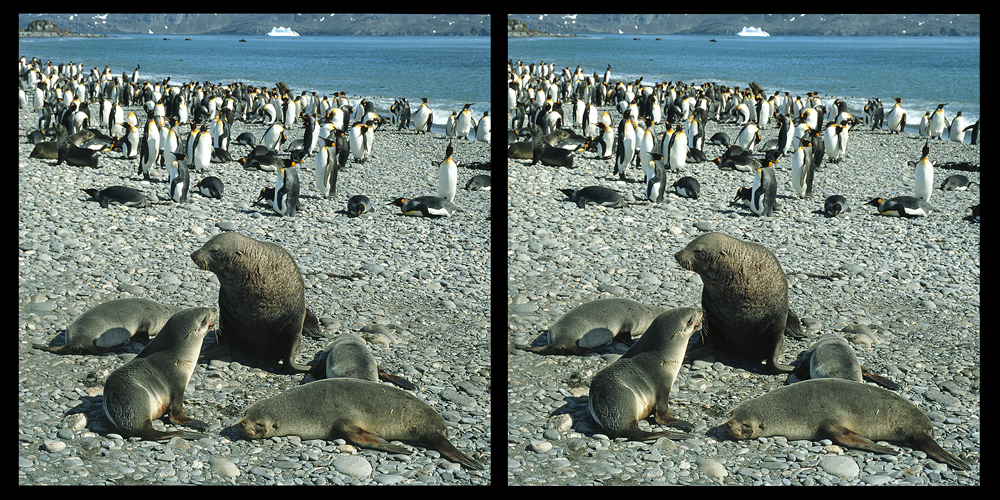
[507,14,979,37]
[18,14,491,36]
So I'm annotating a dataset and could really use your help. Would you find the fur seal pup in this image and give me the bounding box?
[725,378,971,470]
[34,298,182,355]
[238,378,484,470]
[674,232,803,373]
[792,334,900,390]
[102,307,216,441]
[588,307,702,440]
[308,334,416,390]
[514,298,666,355]
[190,232,320,374]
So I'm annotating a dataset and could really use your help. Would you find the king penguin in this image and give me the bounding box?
[886,97,906,134]
[192,125,213,172]
[195,176,224,199]
[824,195,849,216]
[595,122,614,159]
[928,103,949,139]
[673,176,701,199]
[614,110,635,180]
[272,160,301,217]
[138,117,160,180]
[865,196,936,217]
[437,141,458,203]
[643,152,667,203]
[122,122,140,159]
[349,120,373,164]
[413,97,434,134]
[167,152,189,203]
[918,110,931,138]
[315,136,340,199]
[949,111,967,143]
[347,195,371,216]
[387,196,458,217]
[455,103,474,140]
[790,136,815,198]
[749,159,778,216]
[914,141,933,202]
[474,110,491,144]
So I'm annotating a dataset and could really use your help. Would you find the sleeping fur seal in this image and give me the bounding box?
[308,334,416,390]
[514,298,666,355]
[238,378,484,470]
[190,232,320,373]
[674,232,803,373]
[33,298,182,355]
[102,307,215,441]
[792,333,900,390]
[725,378,971,470]
[588,307,701,440]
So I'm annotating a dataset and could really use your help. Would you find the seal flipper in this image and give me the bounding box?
[861,369,901,390]
[909,434,971,470]
[336,423,414,455]
[377,367,416,390]
[302,309,322,338]
[820,421,898,455]
[422,431,485,470]
[784,310,804,339]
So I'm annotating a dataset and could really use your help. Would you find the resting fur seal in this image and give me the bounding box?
[308,334,416,390]
[589,307,702,440]
[238,378,484,470]
[33,298,182,355]
[792,333,900,390]
[102,307,216,441]
[674,232,802,373]
[725,378,971,470]
[514,298,666,355]
[190,232,320,373]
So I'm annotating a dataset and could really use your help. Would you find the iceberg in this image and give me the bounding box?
[737,26,769,37]
[267,26,300,37]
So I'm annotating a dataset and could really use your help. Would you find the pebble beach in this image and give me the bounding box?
[18,90,492,484]
[507,103,979,485]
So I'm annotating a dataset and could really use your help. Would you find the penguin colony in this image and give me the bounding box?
[508,59,979,476]
[20,56,491,218]
[19,56,491,476]
[508,59,978,220]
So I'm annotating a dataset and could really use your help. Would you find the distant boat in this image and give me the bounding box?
[238,38,247,42]
[709,38,717,42]
[737,26,769,37]
[266,26,300,37]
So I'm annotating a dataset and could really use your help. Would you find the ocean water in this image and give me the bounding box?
[509,34,980,136]
[19,34,491,129]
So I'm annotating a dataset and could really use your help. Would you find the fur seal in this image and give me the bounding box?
[514,298,666,355]
[588,307,702,440]
[725,378,971,470]
[674,232,803,373]
[33,298,182,355]
[102,307,216,441]
[190,232,320,373]
[792,333,900,390]
[308,334,416,390]
[238,378,484,470]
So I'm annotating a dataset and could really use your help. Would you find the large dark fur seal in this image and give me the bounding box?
[674,232,802,373]
[190,232,320,373]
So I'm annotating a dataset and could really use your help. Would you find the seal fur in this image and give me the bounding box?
[34,298,181,355]
[792,333,900,390]
[308,334,416,390]
[725,378,971,470]
[190,232,320,373]
[674,232,802,373]
[588,307,702,440]
[514,298,666,355]
[238,378,483,470]
[102,307,216,441]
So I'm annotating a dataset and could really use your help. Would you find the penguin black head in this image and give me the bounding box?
[387,197,406,207]
[255,186,273,204]
[445,141,454,159]
[921,141,930,160]
[864,197,884,208]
